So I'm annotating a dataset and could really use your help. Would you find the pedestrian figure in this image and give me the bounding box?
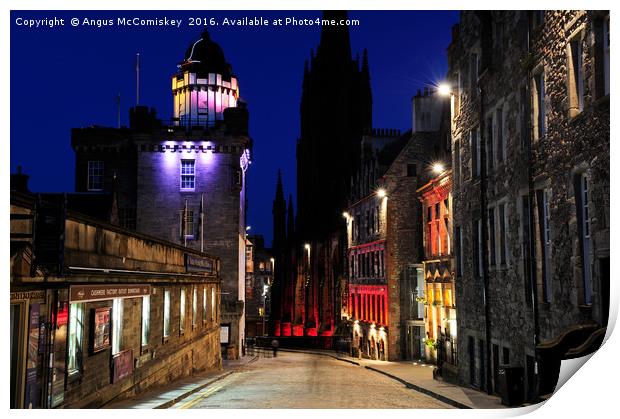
[271,338,279,357]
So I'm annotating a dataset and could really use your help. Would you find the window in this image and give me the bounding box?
[87,161,104,191]
[211,287,216,321]
[474,219,483,277]
[520,195,533,306]
[568,36,584,117]
[67,303,84,374]
[499,203,507,266]
[575,174,592,304]
[112,298,123,355]
[180,160,195,190]
[496,107,505,163]
[407,164,417,177]
[532,71,546,140]
[180,289,186,332]
[179,209,195,239]
[163,290,171,338]
[470,128,481,178]
[192,287,198,326]
[141,295,150,347]
[488,208,496,266]
[486,116,494,171]
[203,287,207,322]
[455,226,462,277]
[536,189,552,302]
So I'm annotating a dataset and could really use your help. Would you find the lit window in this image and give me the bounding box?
[67,303,84,374]
[141,295,150,347]
[112,298,123,355]
[163,290,171,338]
[180,160,195,190]
[87,161,104,191]
[192,287,198,326]
[180,289,186,332]
[211,287,216,321]
[532,71,546,140]
[203,287,207,323]
[568,35,584,117]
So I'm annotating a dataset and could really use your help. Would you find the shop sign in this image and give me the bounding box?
[69,284,150,303]
[185,254,214,274]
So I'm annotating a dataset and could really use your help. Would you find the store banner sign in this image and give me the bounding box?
[70,285,150,303]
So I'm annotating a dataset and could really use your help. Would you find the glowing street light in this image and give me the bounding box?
[377,188,387,199]
[304,243,311,251]
[437,83,452,97]
[342,211,350,219]
[432,162,445,174]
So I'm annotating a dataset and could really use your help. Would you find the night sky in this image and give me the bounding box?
[10,10,459,246]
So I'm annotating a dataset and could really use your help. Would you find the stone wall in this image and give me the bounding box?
[450,10,609,395]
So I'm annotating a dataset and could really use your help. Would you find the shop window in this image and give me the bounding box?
[112,298,123,355]
[67,303,84,374]
[141,295,150,347]
[163,290,171,338]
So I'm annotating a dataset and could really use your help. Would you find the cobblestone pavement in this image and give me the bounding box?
[171,351,452,409]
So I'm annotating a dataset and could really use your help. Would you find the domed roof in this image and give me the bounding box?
[178,30,234,79]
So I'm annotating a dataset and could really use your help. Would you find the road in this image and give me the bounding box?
[171,351,452,409]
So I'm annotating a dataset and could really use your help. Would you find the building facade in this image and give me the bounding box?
[245,235,273,338]
[448,11,609,400]
[72,30,251,359]
[10,191,221,409]
[418,169,457,382]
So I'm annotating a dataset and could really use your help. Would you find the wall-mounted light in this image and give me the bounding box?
[432,162,445,175]
[343,211,350,219]
[377,189,386,199]
[437,83,452,97]
[246,226,252,231]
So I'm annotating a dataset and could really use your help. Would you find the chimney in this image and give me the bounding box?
[11,166,30,193]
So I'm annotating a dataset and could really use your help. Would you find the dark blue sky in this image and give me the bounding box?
[10,10,459,246]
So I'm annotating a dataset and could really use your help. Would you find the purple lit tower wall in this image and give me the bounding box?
[72,30,251,359]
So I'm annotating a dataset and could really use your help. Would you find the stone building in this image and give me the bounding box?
[10,191,221,408]
[245,235,273,338]
[72,30,251,359]
[447,11,609,400]
[417,168,456,381]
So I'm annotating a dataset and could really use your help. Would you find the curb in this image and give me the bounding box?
[156,356,258,409]
[279,348,469,409]
[364,366,471,409]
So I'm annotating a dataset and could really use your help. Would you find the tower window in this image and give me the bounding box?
[180,160,195,190]
[87,161,104,191]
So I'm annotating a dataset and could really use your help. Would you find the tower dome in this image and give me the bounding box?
[172,30,239,127]
[178,30,234,79]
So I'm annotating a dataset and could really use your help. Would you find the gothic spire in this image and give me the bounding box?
[287,194,295,241]
[272,170,287,252]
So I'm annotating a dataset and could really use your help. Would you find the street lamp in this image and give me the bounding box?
[377,188,386,199]
[432,162,445,175]
[437,83,452,97]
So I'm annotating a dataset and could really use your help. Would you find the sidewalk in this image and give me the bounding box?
[280,348,504,409]
[104,355,257,409]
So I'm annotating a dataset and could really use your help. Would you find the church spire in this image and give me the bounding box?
[272,170,287,252]
[317,10,352,70]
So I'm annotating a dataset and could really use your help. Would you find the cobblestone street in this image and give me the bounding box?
[171,352,452,409]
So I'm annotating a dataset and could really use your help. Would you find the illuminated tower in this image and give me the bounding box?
[172,30,239,126]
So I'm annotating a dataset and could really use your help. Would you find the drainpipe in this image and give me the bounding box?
[525,15,542,398]
[478,77,493,395]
